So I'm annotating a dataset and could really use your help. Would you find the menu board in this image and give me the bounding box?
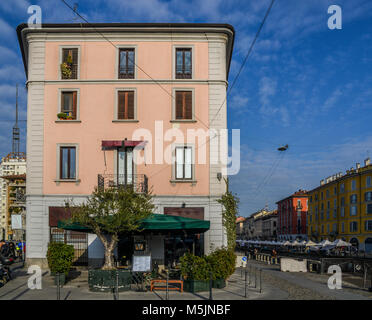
[132,255,151,272]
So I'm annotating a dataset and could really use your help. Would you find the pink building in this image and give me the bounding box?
[276,190,308,241]
[17,23,234,268]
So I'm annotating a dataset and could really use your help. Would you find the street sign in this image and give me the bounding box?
[242,256,247,262]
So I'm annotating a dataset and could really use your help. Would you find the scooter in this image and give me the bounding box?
[0,255,14,286]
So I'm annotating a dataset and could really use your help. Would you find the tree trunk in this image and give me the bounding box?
[96,232,118,270]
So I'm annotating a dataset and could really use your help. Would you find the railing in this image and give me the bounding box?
[97,174,148,194]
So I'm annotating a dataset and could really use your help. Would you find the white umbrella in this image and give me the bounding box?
[305,240,318,247]
[322,240,333,247]
[292,240,301,246]
[283,241,291,246]
[333,239,352,247]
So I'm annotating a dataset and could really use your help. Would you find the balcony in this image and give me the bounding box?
[97,174,148,194]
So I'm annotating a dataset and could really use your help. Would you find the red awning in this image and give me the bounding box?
[102,140,123,149]
[101,140,147,150]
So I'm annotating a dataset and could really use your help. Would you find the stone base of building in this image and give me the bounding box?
[25,257,49,270]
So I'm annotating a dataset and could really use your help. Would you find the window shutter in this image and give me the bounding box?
[175,92,183,119]
[72,91,77,119]
[127,91,134,119]
[185,91,192,119]
[71,49,78,79]
[118,92,125,119]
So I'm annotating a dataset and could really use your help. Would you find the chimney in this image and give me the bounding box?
[365,158,371,166]
[356,163,360,170]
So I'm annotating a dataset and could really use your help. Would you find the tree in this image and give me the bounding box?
[217,178,239,251]
[67,186,154,270]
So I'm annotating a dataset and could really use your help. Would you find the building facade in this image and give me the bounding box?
[277,190,308,241]
[18,23,235,267]
[236,216,245,239]
[0,153,26,240]
[307,159,372,252]
[242,208,277,240]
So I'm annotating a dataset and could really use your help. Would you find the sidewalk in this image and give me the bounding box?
[0,267,287,300]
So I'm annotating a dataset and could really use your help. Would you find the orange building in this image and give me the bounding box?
[276,190,308,241]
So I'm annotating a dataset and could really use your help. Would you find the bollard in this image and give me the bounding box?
[259,269,262,293]
[115,270,119,300]
[248,264,251,286]
[209,271,213,301]
[254,268,257,288]
[244,270,247,298]
[166,271,169,300]
[56,273,60,300]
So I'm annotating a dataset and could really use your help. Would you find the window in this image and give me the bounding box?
[327,224,330,233]
[341,197,345,206]
[365,192,372,202]
[176,48,192,79]
[321,225,324,233]
[367,204,372,215]
[321,192,323,200]
[118,48,135,79]
[334,186,337,195]
[332,223,337,232]
[365,220,372,231]
[175,146,193,180]
[350,221,358,232]
[60,146,76,179]
[175,91,193,120]
[326,209,330,220]
[367,176,372,187]
[341,222,345,233]
[327,201,330,209]
[326,190,329,198]
[340,183,345,193]
[340,207,345,217]
[350,205,357,216]
[350,194,358,204]
[315,194,318,201]
[117,91,135,120]
[351,180,356,191]
[60,91,77,119]
[61,48,78,79]
[310,196,313,203]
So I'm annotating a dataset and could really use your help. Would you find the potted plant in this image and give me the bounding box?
[46,242,74,286]
[60,55,73,79]
[207,248,236,288]
[180,253,210,293]
[57,112,67,120]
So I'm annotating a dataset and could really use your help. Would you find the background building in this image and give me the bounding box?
[243,207,277,240]
[307,158,372,252]
[0,152,26,240]
[277,190,308,241]
[236,216,246,239]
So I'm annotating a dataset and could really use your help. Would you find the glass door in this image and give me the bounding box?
[117,147,133,186]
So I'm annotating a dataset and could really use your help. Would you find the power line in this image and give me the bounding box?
[209,0,276,126]
[60,0,210,131]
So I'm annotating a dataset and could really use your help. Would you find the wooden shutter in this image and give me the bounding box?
[175,91,192,120]
[71,48,78,79]
[127,91,134,119]
[118,92,125,119]
[175,92,183,119]
[72,91,77,119]
[185,91,192,119]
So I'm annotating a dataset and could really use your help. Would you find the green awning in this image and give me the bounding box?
[57,214,210,234]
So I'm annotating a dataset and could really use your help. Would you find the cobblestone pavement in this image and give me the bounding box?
[0,262,371,300]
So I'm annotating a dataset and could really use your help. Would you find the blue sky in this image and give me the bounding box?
[1,0,372,216]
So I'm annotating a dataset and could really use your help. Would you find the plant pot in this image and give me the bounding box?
[54,273,66,287]
[212,278,226,289]
[88,269,132,292]
[183,279,210,293]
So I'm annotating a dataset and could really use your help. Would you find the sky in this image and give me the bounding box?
[0,0,372,216]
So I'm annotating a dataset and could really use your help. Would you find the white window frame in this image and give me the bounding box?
[57,88,80,121]
[113,88,138,122]
[59,45,81,80]
[116,45,137,80]
[55,143,80,183]
[171,144,195,182]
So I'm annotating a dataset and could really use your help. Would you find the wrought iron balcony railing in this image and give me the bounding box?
[97,174,148,194]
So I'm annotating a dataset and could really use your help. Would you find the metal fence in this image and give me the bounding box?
[97,174,148,193]
[50,227,88,266]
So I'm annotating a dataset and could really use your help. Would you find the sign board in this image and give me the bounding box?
[242,256,247,262]
[11,214,23,230]
[132,255,151,272]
